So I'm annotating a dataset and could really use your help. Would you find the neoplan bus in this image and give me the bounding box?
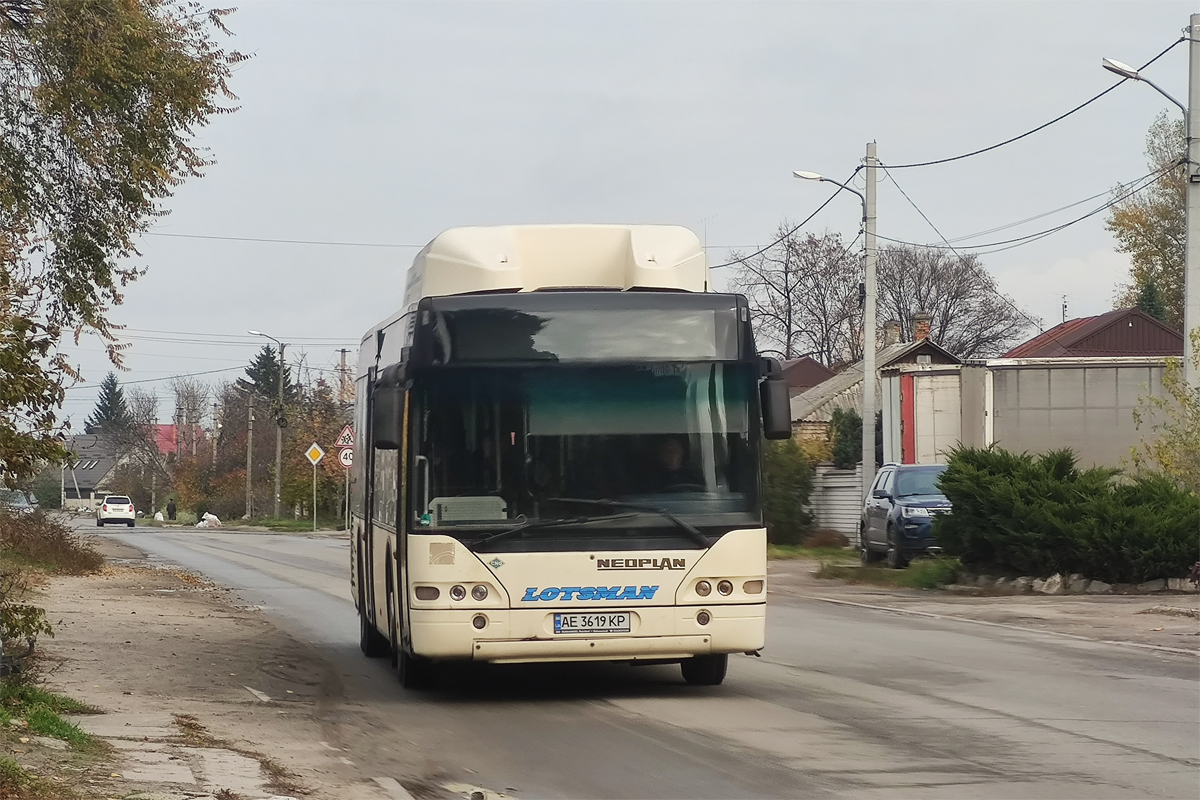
[351,224,791,688]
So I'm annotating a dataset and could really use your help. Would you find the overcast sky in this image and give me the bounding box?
[59,0,1195,425]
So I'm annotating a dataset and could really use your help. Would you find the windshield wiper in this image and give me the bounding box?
[540,497,711,548]
[468,515,629,552]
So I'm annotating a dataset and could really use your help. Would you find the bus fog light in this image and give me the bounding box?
[696,610,711,626]
[472,614,487,629]
[471,584,488,601]
[695,580,711,596]
[414,586,440,600]
[449,585,466,601]
[742,580,764,594]
[717,580,733,596]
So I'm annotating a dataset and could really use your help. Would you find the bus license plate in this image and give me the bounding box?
[554,612,631,634]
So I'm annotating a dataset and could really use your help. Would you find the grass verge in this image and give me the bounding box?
[768,544,858,563]
[0,683,101,716]
[816,556,961,590]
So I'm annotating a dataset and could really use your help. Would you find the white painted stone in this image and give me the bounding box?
[1085,580,1113,594]
[1167,578,1200,592]
[992,577,1012,591]
[1011,576,1033,593]
[1067,574,1089,593]
[1039,574,1065,595]
[1031,578,1047,593]
[1137,578,1167,593]
[976,575,994,588]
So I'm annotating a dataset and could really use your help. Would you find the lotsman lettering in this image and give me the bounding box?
[637,585,659,600]
[559,587,582,601]
[615,586,639,601]
[592,586,619,600]
[522,587,539,602]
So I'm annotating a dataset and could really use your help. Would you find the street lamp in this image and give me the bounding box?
[1105,20,1200,389]
[249,330,289,519]
[795,145,879,503]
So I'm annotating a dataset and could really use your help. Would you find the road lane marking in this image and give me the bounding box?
[372,776,416,799]
[243,686,271,702]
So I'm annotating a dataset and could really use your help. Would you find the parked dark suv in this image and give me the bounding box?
[860,464,951,568]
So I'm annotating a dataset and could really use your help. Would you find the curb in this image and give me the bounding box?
[801,595,1199,656]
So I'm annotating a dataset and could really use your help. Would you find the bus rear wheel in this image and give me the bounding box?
[681,653,727,686]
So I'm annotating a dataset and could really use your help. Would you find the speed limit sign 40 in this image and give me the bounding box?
[338,447,353,469]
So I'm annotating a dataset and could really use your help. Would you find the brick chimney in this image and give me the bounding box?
[882,319,901,346]
[912,311,932,342]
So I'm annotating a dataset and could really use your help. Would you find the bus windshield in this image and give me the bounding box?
[411,363,760,545]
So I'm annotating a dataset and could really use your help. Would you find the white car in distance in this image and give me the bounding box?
[96,495,135,527]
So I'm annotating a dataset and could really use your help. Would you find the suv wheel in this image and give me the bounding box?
[860,531,880,565]
[885,530,908,570]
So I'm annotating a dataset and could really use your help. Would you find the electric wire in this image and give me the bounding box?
[710,167,863,270]
[883,37,1184,169]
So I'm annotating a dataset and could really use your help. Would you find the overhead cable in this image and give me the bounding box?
[884,38,1184,170]
[711,167,862,270]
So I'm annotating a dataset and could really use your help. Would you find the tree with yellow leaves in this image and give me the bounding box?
[1131,329,1200,494]
[1108,112,1186,330]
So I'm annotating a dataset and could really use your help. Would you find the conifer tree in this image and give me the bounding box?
[84,372,132,434]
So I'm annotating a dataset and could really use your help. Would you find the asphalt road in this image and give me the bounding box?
[88,524,1200,799]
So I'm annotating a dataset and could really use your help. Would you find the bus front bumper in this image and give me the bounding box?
[409,604,766,664]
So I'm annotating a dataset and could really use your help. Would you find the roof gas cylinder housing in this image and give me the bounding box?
[401,224,708,308]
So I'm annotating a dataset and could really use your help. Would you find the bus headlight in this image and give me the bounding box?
[717,580,734,596]
[742,580,764,594]
[449,585,466,601]
[471,584,488,601]
[695,580,712,596]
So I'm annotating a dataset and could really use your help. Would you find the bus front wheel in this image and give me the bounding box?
[359,600,389,658]
[681,653,727,686]
[398,647,434,689]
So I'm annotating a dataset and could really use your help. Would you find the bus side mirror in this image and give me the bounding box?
[372,363,405,450]
[759,357,792,440]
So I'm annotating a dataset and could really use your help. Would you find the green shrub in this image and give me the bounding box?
[829,408,861,469]
[761,438,813,545]
[934,446,1200,583]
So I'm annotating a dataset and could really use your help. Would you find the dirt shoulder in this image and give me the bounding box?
[13,536,393,800]
[768,558,1200,652]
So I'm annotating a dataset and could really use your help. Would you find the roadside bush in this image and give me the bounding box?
[0,511,103,574]
[829,408,861,469]
[761,438,813,545]
[934,446,1200,584]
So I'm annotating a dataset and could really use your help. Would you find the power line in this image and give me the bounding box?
[884,38,1184,170]
[145,232,426,248]
[876,163,1172,252]
[711,167,863,270]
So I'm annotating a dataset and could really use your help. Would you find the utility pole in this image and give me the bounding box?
[862,141,878,500]
[274,342,286,519]
[211,402,219,467]
[1186,12,1200,387]
[337,348,353,405]
[246,395,254,519]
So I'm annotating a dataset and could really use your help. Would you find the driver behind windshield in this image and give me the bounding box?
[642,436,704,493]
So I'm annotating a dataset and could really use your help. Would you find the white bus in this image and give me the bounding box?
[351,224,791,688]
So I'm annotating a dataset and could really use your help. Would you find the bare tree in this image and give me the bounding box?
[876,245,1035,358]
[169,376,210,458]
[728,226,861,365]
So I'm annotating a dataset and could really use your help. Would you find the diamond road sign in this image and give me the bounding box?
[305,442,325,466]
[334,425,354,448]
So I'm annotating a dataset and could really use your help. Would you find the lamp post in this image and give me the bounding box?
[795,141,879,501]
[249,330,288,519]
[1104,17,1200,387]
